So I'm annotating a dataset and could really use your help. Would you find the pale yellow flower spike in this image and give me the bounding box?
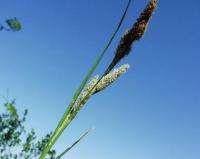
[94,64,130,94]
[74,64,130,110]
[76,75,99,108]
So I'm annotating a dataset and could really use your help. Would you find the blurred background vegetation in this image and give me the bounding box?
[0,100,56,159]
[0,18,21,32]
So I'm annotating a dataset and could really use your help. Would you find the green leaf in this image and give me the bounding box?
[5,102,17,117]
[56,128,95,159]
[6,17,22,31]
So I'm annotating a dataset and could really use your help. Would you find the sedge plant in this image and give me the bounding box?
[40,0,157,159]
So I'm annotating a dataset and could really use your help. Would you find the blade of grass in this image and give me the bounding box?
[55,0,132,129]
[56,128,95,159]
[39,1,131,159]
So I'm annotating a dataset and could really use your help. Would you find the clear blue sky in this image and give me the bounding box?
[0,0,200,159]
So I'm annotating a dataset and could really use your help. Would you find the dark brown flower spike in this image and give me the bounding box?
[105,0,157,74]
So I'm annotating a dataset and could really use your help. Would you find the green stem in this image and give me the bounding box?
[56,128,94,159]
[39,1,131,159]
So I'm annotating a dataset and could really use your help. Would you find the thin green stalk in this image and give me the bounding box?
[39,1,131,159]
[56,128,94,159]
[54,0,131,133]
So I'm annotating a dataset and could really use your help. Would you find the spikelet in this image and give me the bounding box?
[72,75,99,112]
[93,64,130,94]
[105,0,157,74]
[72,64,130,111]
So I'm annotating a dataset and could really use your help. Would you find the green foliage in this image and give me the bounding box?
[0,17,22,32]
[6,18,22,31]
[0,101,56,159]
[5,102,18,117]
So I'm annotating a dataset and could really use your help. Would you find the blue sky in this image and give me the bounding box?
[0,0,200,159]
